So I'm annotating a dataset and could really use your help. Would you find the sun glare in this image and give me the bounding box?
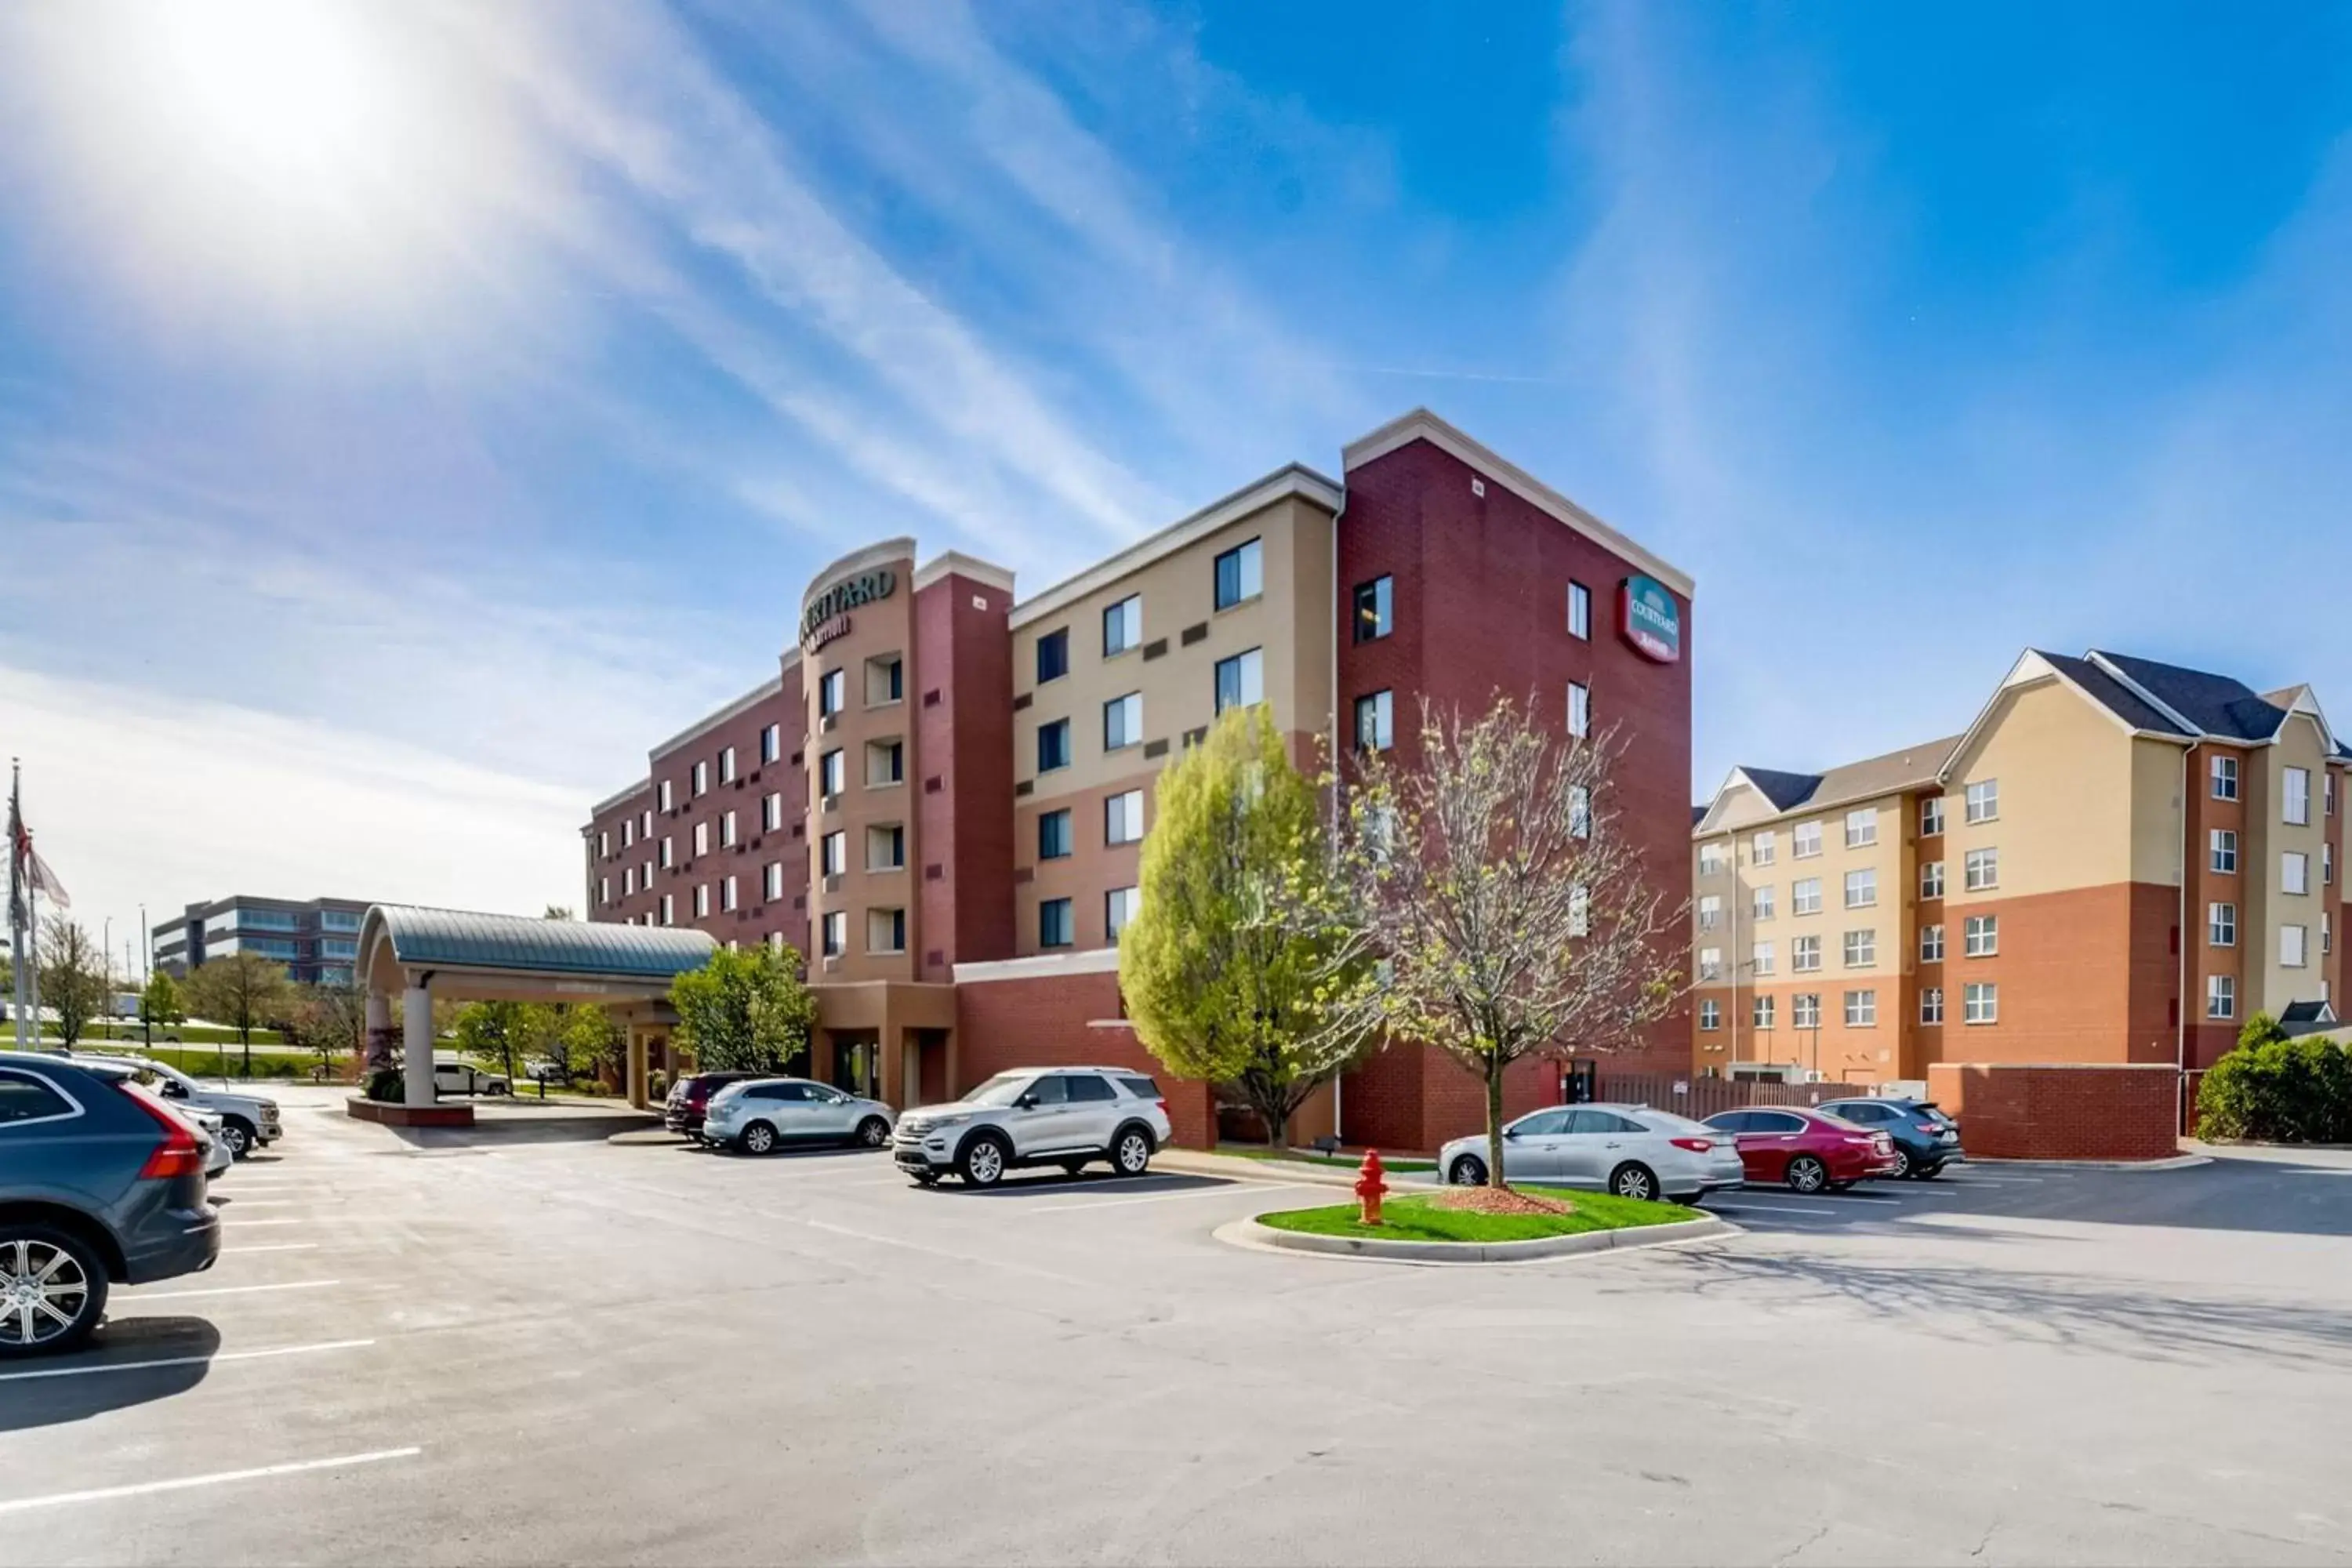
[147,0,392,198]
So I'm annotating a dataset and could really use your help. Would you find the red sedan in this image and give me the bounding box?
[1700,1107,1900,1193]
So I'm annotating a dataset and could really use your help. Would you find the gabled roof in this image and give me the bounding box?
[2035,653,2190,735]
[1737,768,1827,813]
[2089,652,2288,743]
[1697,738,1958,836]
[2280,1000,2339,1036]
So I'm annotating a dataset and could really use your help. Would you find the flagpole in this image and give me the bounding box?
[9,759,28,1050]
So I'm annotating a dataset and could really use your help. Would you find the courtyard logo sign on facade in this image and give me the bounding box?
[1617,575,1682,664]
[801,568,896,653]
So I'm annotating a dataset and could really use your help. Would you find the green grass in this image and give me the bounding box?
[1216,1143,1437,1174]
[1254,1186,1699,1244]
[48,1022,288,1047]
[72,1044,327,1081]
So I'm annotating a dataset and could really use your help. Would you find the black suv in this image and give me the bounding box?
[663,1071,760,1138]
[1816,1096,1962,1179]
[1,1051,221,1356]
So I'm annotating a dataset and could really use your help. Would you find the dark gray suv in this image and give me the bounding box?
[0,1051,221,1356]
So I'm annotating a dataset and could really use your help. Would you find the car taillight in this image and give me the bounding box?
[1669,1136,1713,1153]
[1917,1121,1943,1134]
[124,1086,205,1180]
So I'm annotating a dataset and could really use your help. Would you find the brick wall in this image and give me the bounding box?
[1338,1044,1563,1153]
[953,968,1214,1149]
[1926,1062,2181,1161]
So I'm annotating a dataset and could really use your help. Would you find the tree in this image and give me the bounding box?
[669,944,817,1074]
[1120,706,1380,1145]
[451,1000,551,1087]
[38,916,110,1049]
[288,975,368,1078]
[555,1005,626,1087]
[1301,698,1684,1189]
[139,971,186,1047]
[180,951,297,1078]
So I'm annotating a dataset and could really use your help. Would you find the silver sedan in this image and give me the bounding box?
[1436,1103,1745,1202]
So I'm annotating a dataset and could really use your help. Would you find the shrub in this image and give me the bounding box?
[2197,1018,2352,1143]
[648,1070,669,1101]
[365,1067,405,1103]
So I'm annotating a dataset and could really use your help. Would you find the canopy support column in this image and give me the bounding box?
[403,982,434,1107]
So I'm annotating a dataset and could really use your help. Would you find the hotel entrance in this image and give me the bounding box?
[807,981,958,1110]
[826,1029,880,1099]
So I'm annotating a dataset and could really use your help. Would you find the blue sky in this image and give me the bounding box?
[2,1,2348,956]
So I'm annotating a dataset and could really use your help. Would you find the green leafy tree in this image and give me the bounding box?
[1120,706,1379,1145]
[38,916,111,1048]
[556,1005,627,1087]
[669,944,816,1074]
[139,971,186,1047]
[451,1000,552,1087]
[180,950,297,1077]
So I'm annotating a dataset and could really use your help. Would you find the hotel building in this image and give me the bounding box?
[583,410,1696,1150]
[1690,649,2351,1094]
[152,895,376,986]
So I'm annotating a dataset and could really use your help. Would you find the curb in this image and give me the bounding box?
[1155,1150,1442,1192]
[1967,1153,2212,1172]
[1214,1213,1736,1266]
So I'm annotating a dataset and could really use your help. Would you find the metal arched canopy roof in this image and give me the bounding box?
[359,904,717,985]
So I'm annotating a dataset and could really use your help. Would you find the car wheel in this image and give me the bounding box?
[0,1225,108,1359]
[1886,1147,1913,1179]
[740,1121,779,1157]
[1610,1163,1659,1202]
[1448,1155,1488,1186]
[1786,1155,1828,1194]
[1112,1124,1154,1178]
[855,1117,890,1149]
[220,1120,256,1160]
[960,1133,1010,1187]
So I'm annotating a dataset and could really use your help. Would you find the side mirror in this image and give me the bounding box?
[163,1081,187,1098]
[1014,1094,1037,1110]
[1502,1126,1520,1140]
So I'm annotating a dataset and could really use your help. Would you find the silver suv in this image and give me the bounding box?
[893,1068,1173,1187]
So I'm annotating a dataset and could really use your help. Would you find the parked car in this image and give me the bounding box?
[1700,1107,1900,1192]
[701,1078,894,1156]
[893,1068,1173,1187]
[0,1051,221,1356]
[1814,1097,1963,1179]
[187,1109,234,1178]
[664,1070,761,1137]
[78,1052,283,1160]
[432,1057,512,1098]
[1437,1104,1746,1202]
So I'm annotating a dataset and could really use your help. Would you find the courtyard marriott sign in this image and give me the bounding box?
[1617,574,1682,664]
[801,567,896,653]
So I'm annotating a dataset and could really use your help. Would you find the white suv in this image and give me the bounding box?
[85,1054,283,1160]
[893,1068,1173,1187]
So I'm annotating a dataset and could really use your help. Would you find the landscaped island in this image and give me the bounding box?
[1254,1185,1703,1245]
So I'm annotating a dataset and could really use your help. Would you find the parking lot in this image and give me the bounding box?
[8,1085,2352,1566]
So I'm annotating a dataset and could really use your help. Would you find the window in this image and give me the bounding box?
[660,836,674,869]
[1569,884,1590,938]
[643,858,654,891]
[2283,851,2309,896]
[720,810,738,848]
[1103,594,1142,657]
[1567,580,1591,639]
[820,750,846,799]
[816,669,847,719]
[821,909,847,957]
[1963,848,1999,891]
[763,793,783,833]
[1920,797,1945,836]
[1964,914,1998,957]
[1698,947,1723,982]
[1844,868,1877,908]
[1843,928,1876,967]
[719,746,736,785]
[1792,935,1821,972]
[1697,895,1722,931]
[764,862,784,902]
[1105,790,1145,845]
[0,1070,73,1124]
[1569,785,1592,839]
[1214,648,1265,714]
[1752,995,1775,1030]
[1353,576,1392,642]
[1845,808,1878,848]
[868,908,906,954]
[1698,999,1721,1031]
[2206,975,2235,1020]
[1751,941,1775,976]
[1791,877,1823,916]
[623,866,637,896]
[1040,897,1074,949]
[866,739,904,787]
[761,723,782,764]
[321,910,361,932]
[2211,754,2238,800]
[1037,719,1071,773]
[2330,773,2340,817]
[1921,861,1945,898]
[599,875,611,906]
[692,760,710,797]
[866,655,903,706]
[1213,538,1262,609]
[621,820,633,849]
[2281,924,2308,968]
[2324,910,2333,954]
[1845,990,1877,1028]
[659,780,673,812]
[1963,982,1998,1024]
[1751,885,1776,921]
[2211,829,2238,873]
[2209,902,2236,946]
[1567,682,1590,739]
[720,876,738,913]
[641,808,653,840]
[1793,821,1823,858]
[1036,628,1069,684]
[1792,993,1821,1029]
[1355,690,1394,751]
[1965,779,1998,823]
[1751,830,1777,866]
[1105,886,1139,942]
[693,883,710,918]
[821,830,846,877]
[601,829,612,857]
[2326,844,2336,886]
[867,824,905,871]
[693,821,710,857]
[1920,987,1945,1025]
[1039,809,1073,860]
[2285,767,2310,826]
[1104,692,1143,751]
[1698,843,1729,877]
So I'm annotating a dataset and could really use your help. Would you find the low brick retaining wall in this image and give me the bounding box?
[1927,1062,2180,1162]
[345,1096,476,1129]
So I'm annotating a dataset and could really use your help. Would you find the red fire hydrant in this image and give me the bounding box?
[1355,1149,1389,1226]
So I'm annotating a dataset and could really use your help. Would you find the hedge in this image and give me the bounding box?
[2196,1016,2352,1144]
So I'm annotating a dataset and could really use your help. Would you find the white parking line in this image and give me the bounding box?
[216,1200,303,1209]
[232,1243,321,1254]
[1015,1181,1322,1215]
[127,1279,340,1303]
[0,1446,420,1515]
[1715,1200,1843,1218]
[0,1338,375,1384]
[223,1218,308,1227]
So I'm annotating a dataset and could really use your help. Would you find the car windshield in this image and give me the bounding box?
[961,1073,1034,1107]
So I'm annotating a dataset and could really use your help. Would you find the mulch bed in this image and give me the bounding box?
[1428,1186,1576,1218]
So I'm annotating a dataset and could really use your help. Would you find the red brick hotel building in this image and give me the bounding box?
[583,412,1695,1150]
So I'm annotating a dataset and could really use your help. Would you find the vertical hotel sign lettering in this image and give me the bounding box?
[1617,575,1682,664]
[802,568,896,653]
